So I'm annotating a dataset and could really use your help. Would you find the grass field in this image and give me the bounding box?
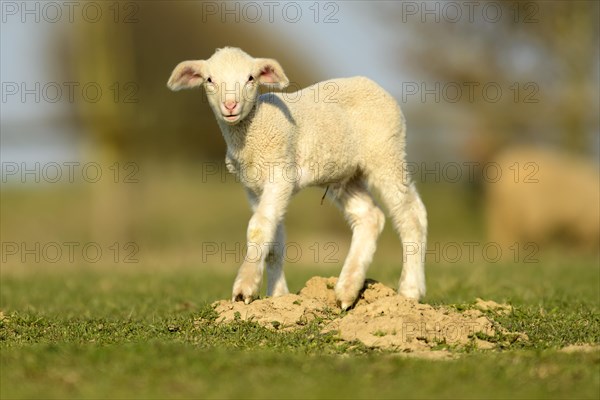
[1,260,599,399]
[1,167,599,399]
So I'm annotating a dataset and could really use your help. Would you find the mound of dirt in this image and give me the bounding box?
[559,344,600,354]
[212,277,520,353]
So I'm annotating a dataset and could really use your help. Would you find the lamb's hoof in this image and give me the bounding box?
[335,292,358,311]
[270,285,290,297]
[398,285,425,301]
[232,292,257,304]
[335,280,361,311]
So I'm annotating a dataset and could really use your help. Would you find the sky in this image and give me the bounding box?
[1,13,80,165]
[268,2,412,89]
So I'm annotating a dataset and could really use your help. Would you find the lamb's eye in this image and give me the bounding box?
[207,77,212,83]
[248,75,254,82]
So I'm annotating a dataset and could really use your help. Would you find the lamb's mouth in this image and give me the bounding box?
[223,114,240,122]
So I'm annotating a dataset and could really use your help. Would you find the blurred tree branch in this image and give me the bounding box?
[388,1,599,156]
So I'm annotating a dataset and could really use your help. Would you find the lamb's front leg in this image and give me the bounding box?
[232,184,292,304]
[266,223,289,297]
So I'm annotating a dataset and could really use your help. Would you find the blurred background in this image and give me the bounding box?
[1,1,599,275]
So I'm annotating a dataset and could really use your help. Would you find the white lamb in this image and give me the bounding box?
[167,47,427,309]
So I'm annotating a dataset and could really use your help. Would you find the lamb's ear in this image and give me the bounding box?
[255,58,289,89]
[167,60,208,91]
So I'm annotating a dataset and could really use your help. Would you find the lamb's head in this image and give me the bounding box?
[167,47,289,125]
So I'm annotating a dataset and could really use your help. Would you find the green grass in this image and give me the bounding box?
[2,172,599,398]
[2,344,598,399]
[1,261,599,399]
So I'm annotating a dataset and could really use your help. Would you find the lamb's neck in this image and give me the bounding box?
[217,104,258,155]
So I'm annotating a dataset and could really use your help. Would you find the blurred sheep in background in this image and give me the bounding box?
[485,146,599,252]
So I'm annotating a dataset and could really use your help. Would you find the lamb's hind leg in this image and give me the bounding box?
[372,172,427,300]
[328,178,385,310]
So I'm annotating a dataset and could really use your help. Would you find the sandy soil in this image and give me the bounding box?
[213,276,525,353]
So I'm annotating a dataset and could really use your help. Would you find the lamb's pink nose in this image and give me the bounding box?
[224,100,237,111]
